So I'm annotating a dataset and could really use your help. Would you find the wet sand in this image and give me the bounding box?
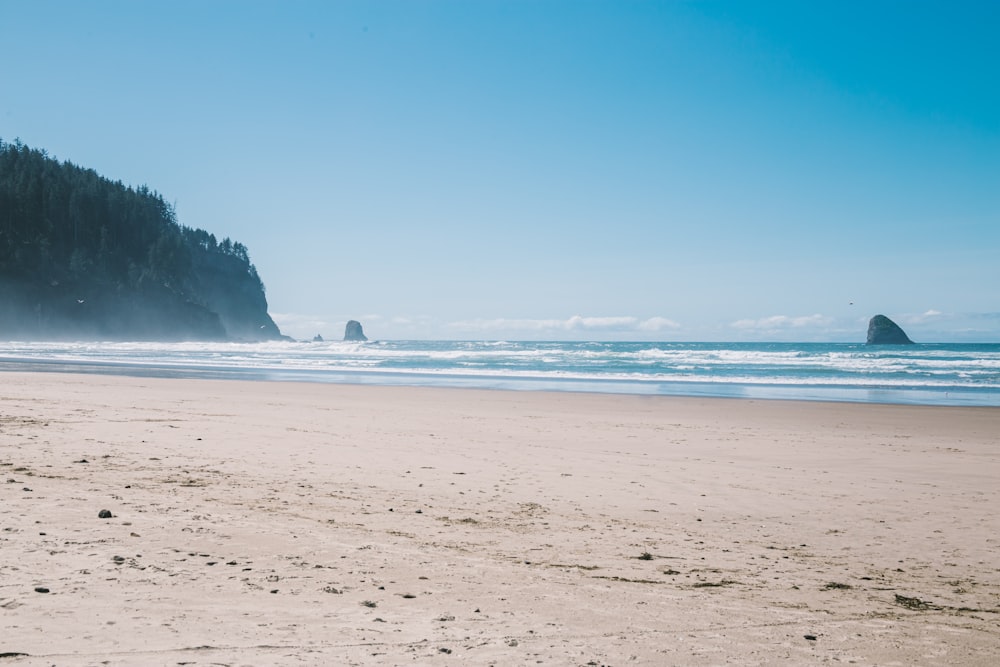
[1,371,998,665]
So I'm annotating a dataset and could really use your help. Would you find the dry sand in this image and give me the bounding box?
[1,371,998,666]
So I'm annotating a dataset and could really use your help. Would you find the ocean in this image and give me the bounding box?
[1,339,999,406]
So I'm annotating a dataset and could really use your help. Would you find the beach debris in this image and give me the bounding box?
[895,594,934,610]
[637,552,654,560]
[692,580,737,588]
[823,582,853,590]
[592,575,664,584]
[33,587,49,594]
[804,634,817,641]
[361,600,377,608]
[98,509,113,519]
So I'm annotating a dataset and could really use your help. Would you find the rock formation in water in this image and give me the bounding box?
[866,314,914,345]
[344,320,368,341]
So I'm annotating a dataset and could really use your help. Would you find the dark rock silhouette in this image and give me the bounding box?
[0,139,283,341]
[344,320,368,341]
[866,314,914,345]
[312,334,324,342]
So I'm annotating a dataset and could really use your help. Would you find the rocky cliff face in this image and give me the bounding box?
[186,240,282,341]
[0,140,283,341]
[866,315,914,345]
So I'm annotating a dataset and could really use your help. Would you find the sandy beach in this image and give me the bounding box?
[1,371,998,666]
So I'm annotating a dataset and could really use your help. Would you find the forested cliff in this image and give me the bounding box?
[0,140,282,340]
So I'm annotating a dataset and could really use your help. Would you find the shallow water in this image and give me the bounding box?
[2,340,999,406]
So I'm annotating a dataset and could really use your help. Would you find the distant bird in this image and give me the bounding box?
[76,299,85,304]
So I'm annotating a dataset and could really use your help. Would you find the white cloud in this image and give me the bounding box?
[271,312,391,340]
[898,309,945,325]
[566,315,637,330]
[270,312,336,336]
[637,316,682,331]
[731,314,833,331]
[447,315,681,335]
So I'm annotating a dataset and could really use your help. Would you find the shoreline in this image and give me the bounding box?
[1,372,999,665]
[2,357,996,407]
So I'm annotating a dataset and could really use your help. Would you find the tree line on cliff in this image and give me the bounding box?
[0,139,282,340]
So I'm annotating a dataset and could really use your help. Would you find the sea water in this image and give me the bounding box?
[1,340,999,406]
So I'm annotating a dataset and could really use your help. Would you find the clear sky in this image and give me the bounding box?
[2,0,997,341]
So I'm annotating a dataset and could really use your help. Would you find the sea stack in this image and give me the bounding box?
[866,314,914,345]
[344,320,368,342]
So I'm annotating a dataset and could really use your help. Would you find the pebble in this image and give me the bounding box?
[34,587,50,594]
[98,509,113,519]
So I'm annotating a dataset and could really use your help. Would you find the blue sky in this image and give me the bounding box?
[2,0,997,341]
